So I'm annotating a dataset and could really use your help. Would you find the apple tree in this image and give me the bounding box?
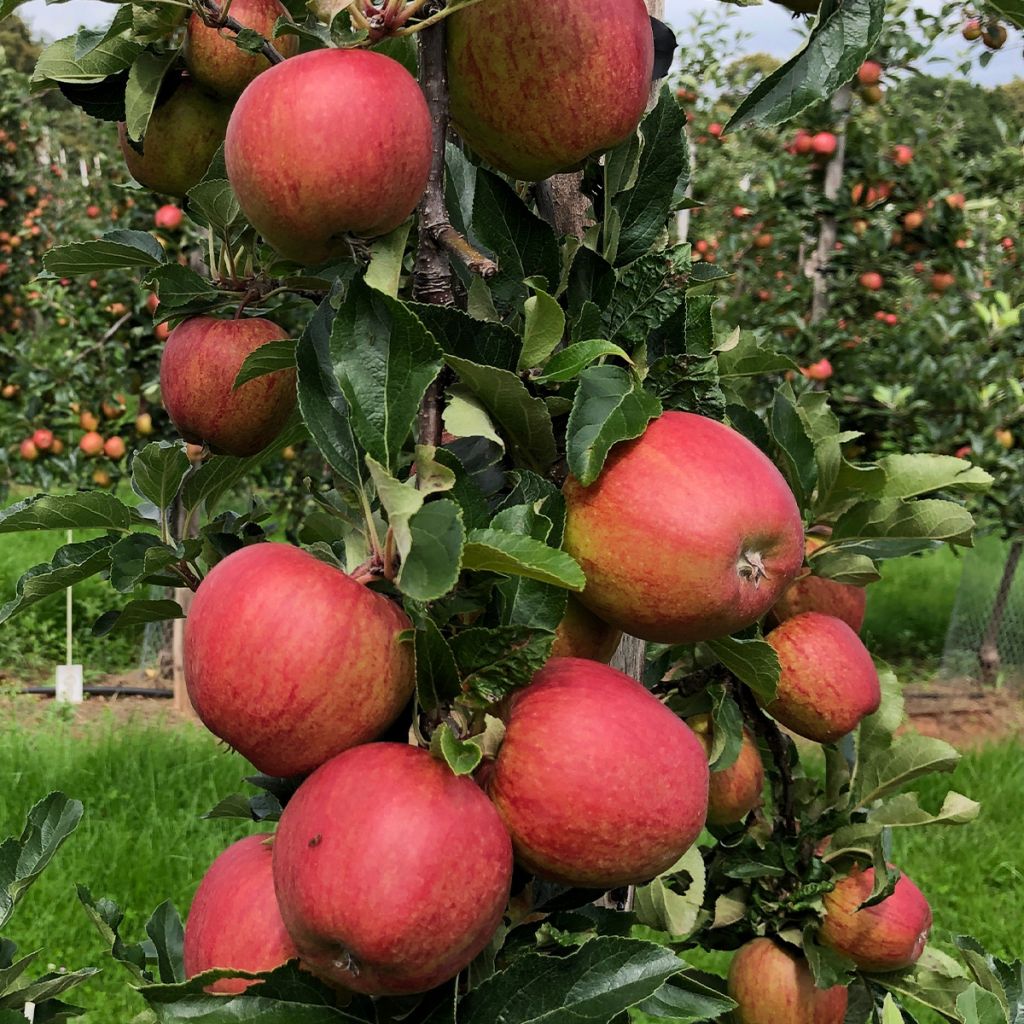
[1,0,1020,1021]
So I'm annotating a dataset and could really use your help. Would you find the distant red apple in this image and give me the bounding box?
[954,444,972,458]
[19,438,38,461]
[709,122,724,138]
[931,271,955,292]
[184,835,297,994]
[811,131,837,156]
[754,232,773,248]
[32,428,53,451]
[859,271,883,290]
[892,144,914,166]
[689,715,764,826]
[185,543,415,776]
[85,204,101,219]
[902,209,924,230]
[103,436,126,461]
[856,60,882,85]
[489,657,709,887]
[792,130,813,155]
[732,205,752,219]
[801,358,833,381]
[550,596,621,662]
[79,431,104,457]
[884,312,899,326]
[945,192,966,210]
[273,743,512,995]
[154,204,184,231]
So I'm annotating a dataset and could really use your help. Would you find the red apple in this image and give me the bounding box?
[709,122,724,138]
[801,358,833,381]
[225,50,431,263]
[892,144,914,166]
[884,312,898,326]
[160,316,296,457]
[931,271,955,292]
[962,17,981,39]
[79,431,104,457]
[550,596,621,663]
[563,412,804,644]
[80,410,100,431]
[119,75,231,198]
[764,612,880,743]
[185,0,298,98]
[85,204,101,219]
[689,715,764,827]
[811,131,837,156]
[856,60,882,86]
[50,437,65,455]
[32,428,53,451]
[754,232,773,248]
[19,438,38,461]
[488,657,708,887]
[771,537,866,632]
[820,865,932,971]
[859,271,883,290]
[103,436,126,461]
[184,835,297,994]
[446,0,653,181]
[185,544,415,777]
[792,131,813,155]
[902,209,924,230]
[728,938,848,1024]
[273,743,512,995]
[154,204,184,231]
[945,192,966,210]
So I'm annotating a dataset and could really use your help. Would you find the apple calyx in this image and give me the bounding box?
[737,549,769,587]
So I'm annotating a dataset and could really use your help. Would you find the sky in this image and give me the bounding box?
[16,0,1022,87]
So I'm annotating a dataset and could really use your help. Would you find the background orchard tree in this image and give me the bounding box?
[1,0,1022,1021]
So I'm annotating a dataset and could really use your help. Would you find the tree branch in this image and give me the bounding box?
[197,0,288,66]
[735,684,797,836]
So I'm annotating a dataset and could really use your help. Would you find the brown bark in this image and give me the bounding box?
[979,539,1023,684]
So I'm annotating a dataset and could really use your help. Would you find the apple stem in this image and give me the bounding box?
[735,683,797,837]
[198,0,288,65]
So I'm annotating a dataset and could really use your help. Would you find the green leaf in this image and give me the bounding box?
[108,535,180,592]
[408,302,522,372]
[802,927,856,990]
[955,983,1007,1024]
[833,498,976,550]
[414,618,462,713]
[770,387,816,510]
[519,287,566,371]
[233,339,297,390]
[726,0,885,131]
[93,599,185,636]
[874,454,994,500]
[144,265,219,309]
[0,793,83,930]
[450,625,553,707]
[124,49,178,142]
[867,791,980,829]
[565,365,661,486]
[630,972,735,1024]
[463,529,585,590]
[717,332,797,378]
[43,230,166,276]
[443,387,505,450]
[364,221,413,298]
[633,847,707,940]
[457,937,684,1024]
[601,246,690,347]
[807,547,880,586]
[446,356,557,474]
[0,491,145,533]
[3,968,98,1008]
[873,952,973,1022]
[32,32,142,88]
[396,500,465,602]
[333,279,443,472]
[708,688,744,771]
[185,179,243,233]
[132,441,191,511]
[536,340,633,384]
[0,538,115,624]
[146,901,185,984]
[706,636,781,703]
[432,723,483,776]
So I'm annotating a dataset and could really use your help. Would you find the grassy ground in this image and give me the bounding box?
[1,708,1020,1020]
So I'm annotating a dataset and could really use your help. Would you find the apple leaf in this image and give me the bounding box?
[708,687,744,772]
[519,287,566,371]
[833,498,976,550]
[408,302,522,372]
[432,723,484,777]
[536,340,633,384]
[872,951,973,1023]
[146,901,185,984]
[566,365,661,486]
[457,937,685,1024]
[395,500,465,603]
[853,733,961,810]
[202,792,282,823]
[332,279,443,473]
[770,386,817,511]
[867,790,980,829]
[144,265,220,310]
[955,983,1008,1024]
[414,618,462,713]
[0,538,115,624]
[633,847,707,940]
[443,387,505,450]
[0,793,84,931]
[233,339,297,390]
[0,491,145,533]
[450,625,554,707]
[989,0,1024,28]
[630,972,736,1024]
[874,454,994,500]
[364,221,413,298]
[802,927,856,991]
[716,331,797,378]
[131,441,191,512]
[1,967,98,1009]
[462,529,585,590]
[706,636,780,703]
[726,0,885,131]
[43,229,166,276]
[124,49,178,142]
[806,546,881,586]
[93,599,185,637]
[185,179,244,233]
[601,245,690,347]
[31,32,142,88]
[108,535,180,593]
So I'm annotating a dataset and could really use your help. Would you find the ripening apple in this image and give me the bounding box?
[728,938,848,1024]
[488,658,709,887]
[563,412,804,644]
[688,715,764,826]
[995,428,1014,449]
[754,233,773,248]
[160,316,296,457]
[185,0,298,97]
[859,271,883,290]
[79,431,104,457]
[982,22,1007,48]
[154,204,184,231]
[184,835,297,994]
[119,75,231,198]
[792,131,813,155]
[225,50,432,263]
[103,436,126,461]
[801,358,832,381]
[770,536,867,633]
[32,428,53,451]
[892,144,914,166]
[50,438,65,455]
[19,438,38,461]
[185,544,415,777]
[860,84,883,105]
[446,0,653,181]
[135,412,154,436]
[92,468,112,488]
[945,192,966,210]
[85,204,101,219]
[80,410,99,431]
[856,60,882,85]
[931,271,955,293]
[273,743,512,995]
[962,17,981,39]
[763,612,881,743]
[811,131,837,156]
[902,210,924,230]
[819,865,932,971]
[550,596,622,663]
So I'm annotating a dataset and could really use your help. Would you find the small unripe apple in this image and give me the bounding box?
[764,612,881,743]
[902,209,924,230]
[550,596,621,663]
[80,410,100,431]
[273,743,512,995]
[154,204,184,231]
[962,17,982,39]
[280,444,296,461]
[688,715,764,826]
[754,233,773,248]
[852,218,869,236]
[892,144,914,166]
[92,468,112,488]
[32,428,53,451]
[860,84,884,104]
[930,271,955,293]
[819,865,932,971]
[811,131,837,156]
[184,835,297,994]
[185,543,415,777]
[859,270,883,290]
[104,436,126,461]
[995,428,1014,449]
[135,413,153,436]
[79,431,104,457]
[1,384,18,399]
[19,438,38,461]
[801,358,832,381]
[728,938,848,1024]
[489,657,709,887]
[85,204,101,219]
[945,192,966,210]
[771,537,866,632]
[856,60,882,85]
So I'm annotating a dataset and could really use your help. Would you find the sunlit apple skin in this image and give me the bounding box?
[185,0,298,98]
[184,835,297,994]
[770,537,867,632]
[563,412,804,644]
[160,316,295,457]
[489,658,708,887]
[273,743,512,996]
[819,865,932,972]
[225,50,432,263]
[728,938,848,1024]
[550,596,622,662]
[447,0,654,181]
[185,544,415,777]
[118,76,231,198]
[689,715,764,826]
[764,612,880,743]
